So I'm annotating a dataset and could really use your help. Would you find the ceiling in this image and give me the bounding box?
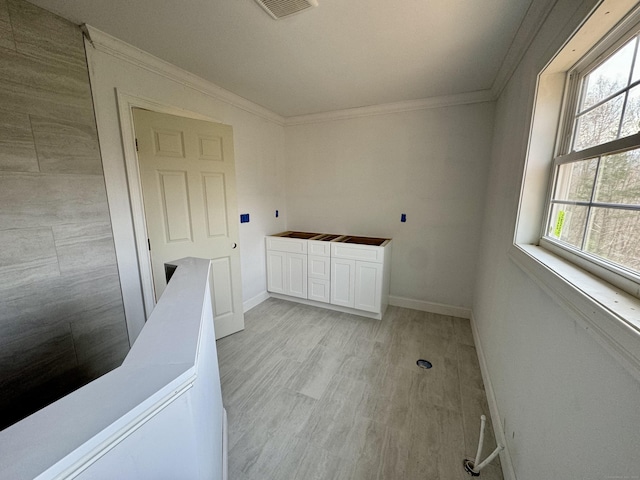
[30,0,538,117]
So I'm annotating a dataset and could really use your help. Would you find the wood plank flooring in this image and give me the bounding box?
[217,298,504,480]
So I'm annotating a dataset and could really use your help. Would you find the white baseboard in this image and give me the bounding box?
[388,295,471,319]
[222,408,228,480]
[469,312,516,480]
[243,291,269,313]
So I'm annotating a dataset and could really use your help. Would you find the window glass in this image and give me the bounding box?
[548,203,589,248]
[620,85,640,137]
[554,159,598,202]
[581,39,635,111]
[585,207,640,271]
[632,39,640,83]
[573,94,624,151]
[594,149,640,204]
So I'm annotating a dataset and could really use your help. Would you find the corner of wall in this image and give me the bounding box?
[469,311,517,480]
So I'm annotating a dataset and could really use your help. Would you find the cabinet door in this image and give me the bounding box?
[266,250,286,294]
[308,278,330,303]
[286,252,308,299]
[331,258,355,308]
[354,261,383,313]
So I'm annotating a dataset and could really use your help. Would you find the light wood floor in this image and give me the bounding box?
[217,298,503,480]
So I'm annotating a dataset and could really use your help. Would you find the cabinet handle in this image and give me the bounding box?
[232,242,237,249]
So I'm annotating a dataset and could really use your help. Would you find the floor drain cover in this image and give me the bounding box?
[416,359,432,369]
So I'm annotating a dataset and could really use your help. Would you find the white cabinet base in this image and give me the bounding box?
[269,292,387,320]
[267,234,391,320]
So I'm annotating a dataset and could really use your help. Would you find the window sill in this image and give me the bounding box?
[509,244,640,381]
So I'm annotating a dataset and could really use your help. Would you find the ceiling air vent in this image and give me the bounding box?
[254,0,318,19]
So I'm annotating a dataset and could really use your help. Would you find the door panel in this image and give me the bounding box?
[153,129,185,157]
[286,253,307,299]
[211,256,234,317]
[202,173,228,238]
[354,261,382,312]
[267,250,286,294]
[331,258,355,308]
[158,171,192,242]
[134,108,244,339]
[198,135,223,161]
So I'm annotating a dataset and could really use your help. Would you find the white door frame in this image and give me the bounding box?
[115,89,225,318]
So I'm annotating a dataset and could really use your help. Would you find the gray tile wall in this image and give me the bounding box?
[0,0,129,430]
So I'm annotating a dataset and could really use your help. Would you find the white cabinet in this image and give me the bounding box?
[266,238,307,299]
[330,242,391,316]
[266,233,392,319]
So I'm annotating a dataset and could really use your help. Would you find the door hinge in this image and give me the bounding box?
[135,138,139,152]
[148,238,151,251]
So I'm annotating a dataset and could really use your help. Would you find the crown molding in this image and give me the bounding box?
[491,0,559,99]
[82,24,286,126]
[284,90,496,126]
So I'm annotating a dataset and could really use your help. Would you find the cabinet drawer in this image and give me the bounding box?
[308,255,330,280]
[308,278,330,303]
[266,237,307,254]
[331,243,384,263]
[308,241,330,257]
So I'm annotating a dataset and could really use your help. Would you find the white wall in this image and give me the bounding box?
[285,103,495,309]
[85,33,287,336]
[473,0,640,478]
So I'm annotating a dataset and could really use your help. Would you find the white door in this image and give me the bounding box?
[133,108,244,339]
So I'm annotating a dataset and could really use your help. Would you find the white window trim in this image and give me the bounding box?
[513,0,640,383]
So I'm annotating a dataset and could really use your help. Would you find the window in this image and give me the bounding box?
[511,1,640,379]
[543,26,640,287]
